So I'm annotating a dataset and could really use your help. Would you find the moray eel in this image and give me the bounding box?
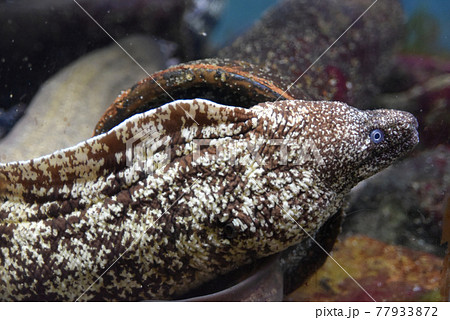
[0,99,418,301]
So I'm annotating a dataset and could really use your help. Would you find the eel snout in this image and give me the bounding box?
[391,109,419,151]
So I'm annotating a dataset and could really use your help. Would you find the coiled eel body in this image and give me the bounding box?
[0,98,418,301]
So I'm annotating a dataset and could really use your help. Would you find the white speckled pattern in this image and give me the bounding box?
[0,99,418,301]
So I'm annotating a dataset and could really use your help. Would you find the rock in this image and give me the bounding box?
[0,104,26,138]
[0,0,188,111]
[219,0,403,107]
[441,197,450,301]
[0,0,225,114]
[343,146,449,256]
[287,235,444,302]
[0,35,166,162]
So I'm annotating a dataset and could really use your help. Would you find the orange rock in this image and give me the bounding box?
[288,235,443,301]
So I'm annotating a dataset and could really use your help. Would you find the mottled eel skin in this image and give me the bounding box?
[0,99,418,301]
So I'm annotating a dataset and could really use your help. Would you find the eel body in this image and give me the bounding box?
[0,99,418,301]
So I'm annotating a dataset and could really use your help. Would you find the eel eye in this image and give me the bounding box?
[224,223,237,239]
[370,129,384,144]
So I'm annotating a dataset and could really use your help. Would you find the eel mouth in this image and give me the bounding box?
[406,111,419,144]
[387,110,420,163]
[401,110,420,151]
[381,110,419,168]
